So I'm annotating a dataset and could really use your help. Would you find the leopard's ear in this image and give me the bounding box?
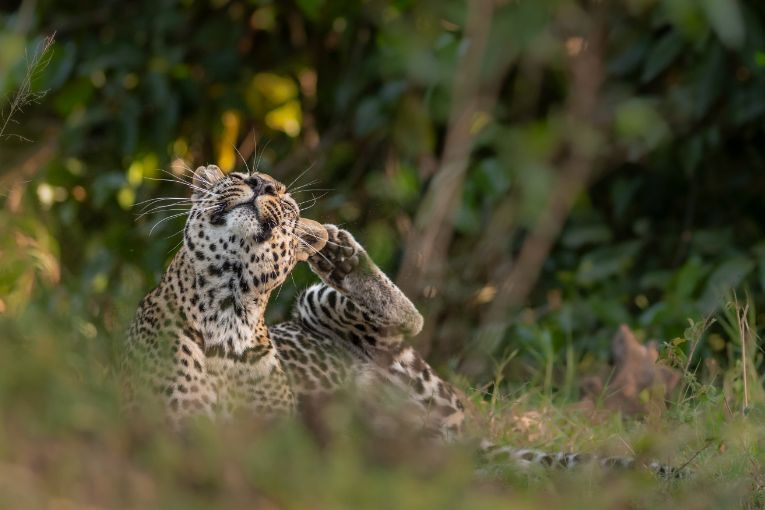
[192,165,225,195]
[295,218,328,261]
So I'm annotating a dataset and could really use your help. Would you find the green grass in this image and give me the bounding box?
[1,302,764,510]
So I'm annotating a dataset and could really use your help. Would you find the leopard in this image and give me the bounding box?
[125,164,684,478]
[125,164,327,422]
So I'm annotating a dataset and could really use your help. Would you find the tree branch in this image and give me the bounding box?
[475,12,607,353]
[396,0,513,352]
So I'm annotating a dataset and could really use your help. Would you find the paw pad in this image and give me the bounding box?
[309,226,361,283]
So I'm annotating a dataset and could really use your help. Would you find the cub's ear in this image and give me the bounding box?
[295,218,328,261]
[192,165,226,194]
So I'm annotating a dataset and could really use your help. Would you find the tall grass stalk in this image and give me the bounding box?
[0,33,55,141]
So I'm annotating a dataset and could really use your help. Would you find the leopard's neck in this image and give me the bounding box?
[166,248,273,354]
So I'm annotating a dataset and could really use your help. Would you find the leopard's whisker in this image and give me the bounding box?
[188,166,216,187]
[144,177,219,197]
[134,196,191,208]
[176,162,216,187]
[162,227,186,241]
[149,211,193,236]
[167,167,217,189]
[159,168,199,187]
[292,226,344,249]
[167,236,185,255]
[273,269,284,301]
[158,167,216,193]
[138,205,198,217]
[247,133,257,176]
[147,204,219,234]
[254,137,272,172]
[291,187,334,195]
[136,202,193,218]
[290,180,323,193]
[296,191,328,203]
[287,162,316,191]
[296,192,329,209]
[135,199,193,214]
[139,202,218,218]
[150,173,214,193]
[287,232,333,265]
[137,204,192,217]
[298,200,324,212]
[233,143,252,175]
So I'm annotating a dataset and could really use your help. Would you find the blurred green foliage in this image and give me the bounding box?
[1,0,765,402]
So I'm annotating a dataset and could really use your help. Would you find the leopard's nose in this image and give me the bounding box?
[246,176,276,196]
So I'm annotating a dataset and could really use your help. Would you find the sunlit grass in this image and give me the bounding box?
[1,299,764,510]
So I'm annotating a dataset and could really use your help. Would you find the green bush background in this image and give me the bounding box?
[4,0,764,379]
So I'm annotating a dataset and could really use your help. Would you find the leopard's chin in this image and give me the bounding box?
[253,219,276,243]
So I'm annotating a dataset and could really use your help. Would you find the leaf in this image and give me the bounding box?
[454,203,482,235]
[692,42,727,120]
[247,73,299,114]
[295,0,325,21]
[561,224,613,249]
[614,98,670,158]
[265,100,302,137]
[91,173,128,208]
[52,77,94,115]
[610,177,640,222]
[669,257,710,301]
[607,36,651,77]
[640,270,674,291]
[588,295,630,325]
[753,242,765,296]
[42,40,77,91]
[575,240,643,286]
[477,158,511,197]
[639,302,668,327]
[681,135,704,175]
[663,0,709,41]
[697,256,755,314]
[353,97,386,138]
[729,79,765,125]
[700,0,745,49]
[392,94,434,158]
[217,110,242,170]
[641,30,685,83]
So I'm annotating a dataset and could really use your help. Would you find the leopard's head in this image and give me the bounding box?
[183,164,327,294]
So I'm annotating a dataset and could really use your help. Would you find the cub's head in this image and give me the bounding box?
[183,164,327,293]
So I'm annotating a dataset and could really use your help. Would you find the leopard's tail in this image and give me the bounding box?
[478,440,688,479]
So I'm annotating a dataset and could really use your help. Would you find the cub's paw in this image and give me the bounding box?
[308,225,362,287]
